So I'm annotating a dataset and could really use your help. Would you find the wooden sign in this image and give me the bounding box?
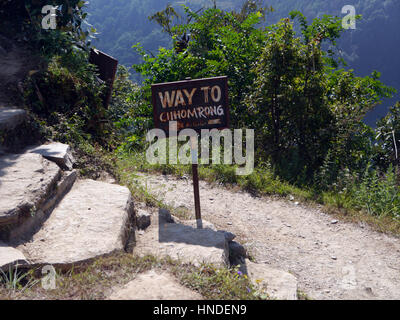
[89,48,118,108]
[151,76,230,136]
[151,76,230,228]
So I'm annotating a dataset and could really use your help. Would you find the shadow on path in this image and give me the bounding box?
[158,210,227,250]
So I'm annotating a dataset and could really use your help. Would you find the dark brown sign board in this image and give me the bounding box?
[151,76,230,228]
[89,48,118,108]
[151,76,230,137]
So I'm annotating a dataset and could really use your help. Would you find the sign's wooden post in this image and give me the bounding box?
[151,76,230,229]
[190,135,202,229]
[186,77,202,229]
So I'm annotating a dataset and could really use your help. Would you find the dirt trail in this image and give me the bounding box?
[133,173,400,300]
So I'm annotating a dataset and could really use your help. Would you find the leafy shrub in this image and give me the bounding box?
[1,1,95,59]
[351,165,400,219]
[23,54,106,146]
[375,102,400,170]
[111,66,153,150]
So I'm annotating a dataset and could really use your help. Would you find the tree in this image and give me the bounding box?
[376,102,400,170]
[248,17,334,182]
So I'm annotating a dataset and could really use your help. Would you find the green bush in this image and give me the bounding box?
[23,54,107,147]
[352,165,400,219]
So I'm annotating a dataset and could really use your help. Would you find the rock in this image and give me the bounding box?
[159,208,174,223]
[109,270,202,300]
[134,218,229,267]
[331,220,339,225]
[19,180,135,268]
[8,170,77,241]
[229,241,247,266]
[0,107,26,132]
[229,241,247,258]
[0,242,29,270]
[219,231,236,242]
[29,142,75,170]
[0,153,61,227]
[136,209,151,230]
[243,260,298,300]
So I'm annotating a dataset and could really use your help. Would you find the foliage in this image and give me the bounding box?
[148,4,181,36]
[248,17,334,183]
[317,69,395,189]
[0,266,38,293]
[115,151,312,201]
[351,165,400,218]
[23,55,107,146]
[1,1,121,154]
[375,102,400,170]
[111,66,154,151]
[181,264,261,300]
[0,0,96,60]
[133,4,267,130]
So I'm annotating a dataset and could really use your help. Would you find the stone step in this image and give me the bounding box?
[0,152,62,230]
[109,270,203,300]
[0,242,28,271]
[0,107,26,132]
[241,259,298,300]
[0,142,77,240]
[18,180,136,268]
[27,142,75,171]
[134,209,229,267]
[8,170,77,242]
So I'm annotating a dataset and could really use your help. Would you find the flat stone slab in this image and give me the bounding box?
[109,270,202,300]
[0,153,61,225]
[8,170,77,241]
[134,216,229,267]
[0,242,28,270]
[243,260,298,300]
[0,107,26,131]
[19,180,135,267]
[29,143,75,170]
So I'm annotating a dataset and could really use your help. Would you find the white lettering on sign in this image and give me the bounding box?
[211,85,222,102]
[158,88,198,108]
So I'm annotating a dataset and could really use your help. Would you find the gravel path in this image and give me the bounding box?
[133,173,400,300]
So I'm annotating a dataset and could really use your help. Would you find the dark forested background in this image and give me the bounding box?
[86,0,400,125]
